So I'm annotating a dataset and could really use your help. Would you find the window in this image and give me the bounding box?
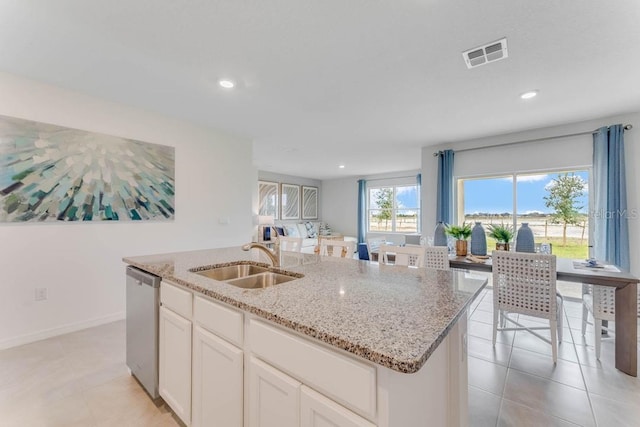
[458,170,589,259]
[368,184,420,233]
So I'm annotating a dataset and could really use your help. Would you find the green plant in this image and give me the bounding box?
[543,173,586,246]
[445,222,472,240]
[487,223,514,243]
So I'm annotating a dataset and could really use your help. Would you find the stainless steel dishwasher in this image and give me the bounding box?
[126,265,161,399]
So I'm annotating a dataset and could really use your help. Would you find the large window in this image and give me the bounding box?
[458,170,589,259]
[368,184,420,233]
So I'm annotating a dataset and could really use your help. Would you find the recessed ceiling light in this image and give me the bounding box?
[520,90,538,100]
[218,79,235,89]
[338,164,345,169]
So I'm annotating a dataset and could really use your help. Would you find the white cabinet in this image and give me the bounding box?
[159,305,192,425]
[249,356,301,427]
[192,325,243,427]
[300,386,376,427]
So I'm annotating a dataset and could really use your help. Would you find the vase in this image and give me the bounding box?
[455,240,468,256]
[434,222,447,247]
[515,223,535,253]
[470,222,487,256]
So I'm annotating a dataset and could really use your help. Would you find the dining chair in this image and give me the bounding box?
[492,251,563,363]
[278,236,303,253]
[379,244,426,267]
[582,284,640,359]
[366,237,386,262]
[581,284,615,359]
[424,246,450,270]
[320,240,356,258]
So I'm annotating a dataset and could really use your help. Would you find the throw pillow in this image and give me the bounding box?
[305,221,317,238]
[284,225,299,237]
[274,226,286,236]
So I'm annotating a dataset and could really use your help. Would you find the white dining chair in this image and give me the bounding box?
[366,237,386,262]
[379,244,426,267]
[278,236,303,253]
[492,251,563,363]
[582,284,640,359]
[320,240,355,258]
[424,246,450,270]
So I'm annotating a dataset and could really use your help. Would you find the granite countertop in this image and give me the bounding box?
[123,247,487,374]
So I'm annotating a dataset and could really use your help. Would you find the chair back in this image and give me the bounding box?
[379,244,426,267]
[492,251,557,320]
[366,237,386,262]
[279,236,303,252]
[320,240,356,258]
[424,246,450,270]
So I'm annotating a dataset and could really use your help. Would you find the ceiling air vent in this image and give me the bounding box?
[462,38,508,69]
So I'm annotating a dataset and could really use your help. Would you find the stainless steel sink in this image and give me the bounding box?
[195,264,269,281]
[190,261,303,289]
[226,272,298,289]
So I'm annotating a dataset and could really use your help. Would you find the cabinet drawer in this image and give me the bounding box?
[160,281,192,319]
[249,319,376,420]
[194,296,243,347]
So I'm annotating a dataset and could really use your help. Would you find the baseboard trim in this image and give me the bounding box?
[0,311,126,350]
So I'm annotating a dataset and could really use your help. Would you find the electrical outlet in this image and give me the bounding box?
[35,287,47,301]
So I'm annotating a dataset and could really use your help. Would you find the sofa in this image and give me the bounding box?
[274,221,321,254]
[274,221,357,255]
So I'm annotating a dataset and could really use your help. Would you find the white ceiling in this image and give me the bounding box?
[1,0,639,180]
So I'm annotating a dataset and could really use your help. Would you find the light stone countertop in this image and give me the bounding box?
[123,247,487,374]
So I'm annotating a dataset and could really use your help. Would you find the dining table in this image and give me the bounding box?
[449,255,639,377]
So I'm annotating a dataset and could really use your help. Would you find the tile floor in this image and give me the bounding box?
[1,285,639,426]
[468,285,640,427]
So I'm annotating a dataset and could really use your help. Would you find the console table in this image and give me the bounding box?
[450,256,639,376]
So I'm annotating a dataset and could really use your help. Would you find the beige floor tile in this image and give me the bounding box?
[498,398,582,427]
[84,374,161,424]
[581,364,640,407]
[574,340,617,368]
[468,356,508,396]
[470,309,494,325]
[468,385,501,427]
[4,392,95,427]
[503,370,594,427]
[590,393,640,427]
[468,335,512,367]
[469,320,515,345]
[511,330,579,363]
[508,347,585,390]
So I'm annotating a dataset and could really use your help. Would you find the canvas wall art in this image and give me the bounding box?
[0,115,175,222]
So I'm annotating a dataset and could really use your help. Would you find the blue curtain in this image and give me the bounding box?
[436,150,454,224]
[593,125,630,271]
[357,179,367,244]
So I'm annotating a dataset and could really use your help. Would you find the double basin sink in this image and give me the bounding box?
[191,261,303,289]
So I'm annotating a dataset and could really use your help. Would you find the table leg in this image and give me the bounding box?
[615,282,637,377]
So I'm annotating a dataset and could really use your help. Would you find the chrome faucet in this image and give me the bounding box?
[242,227,281,267]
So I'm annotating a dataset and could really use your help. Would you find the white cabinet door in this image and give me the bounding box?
[300,386,376,427]
[249,357,301,427]
[192,325,243,427]
[159,306,192,426]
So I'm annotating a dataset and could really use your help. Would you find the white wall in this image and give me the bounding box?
[321,177,358,236]
[0,72,256,348]
[321,170,420,244]
[421,112,640,276]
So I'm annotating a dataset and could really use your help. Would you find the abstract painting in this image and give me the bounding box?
[302,186,318,219]
[281,184,300,220]
[0,115,175,222]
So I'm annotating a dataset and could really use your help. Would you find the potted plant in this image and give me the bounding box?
[487,223,514,251]
[445,223,472,256]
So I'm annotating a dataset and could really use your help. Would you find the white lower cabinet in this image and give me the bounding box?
[159,305,192,426]
[300,386,376,427]
[249,356,301,427]
[192,325,243,427]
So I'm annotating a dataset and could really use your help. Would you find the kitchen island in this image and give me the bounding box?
[124,247,487,427]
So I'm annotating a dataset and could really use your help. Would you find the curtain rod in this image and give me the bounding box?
[360,174,419,183]
[432,124,633,157]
